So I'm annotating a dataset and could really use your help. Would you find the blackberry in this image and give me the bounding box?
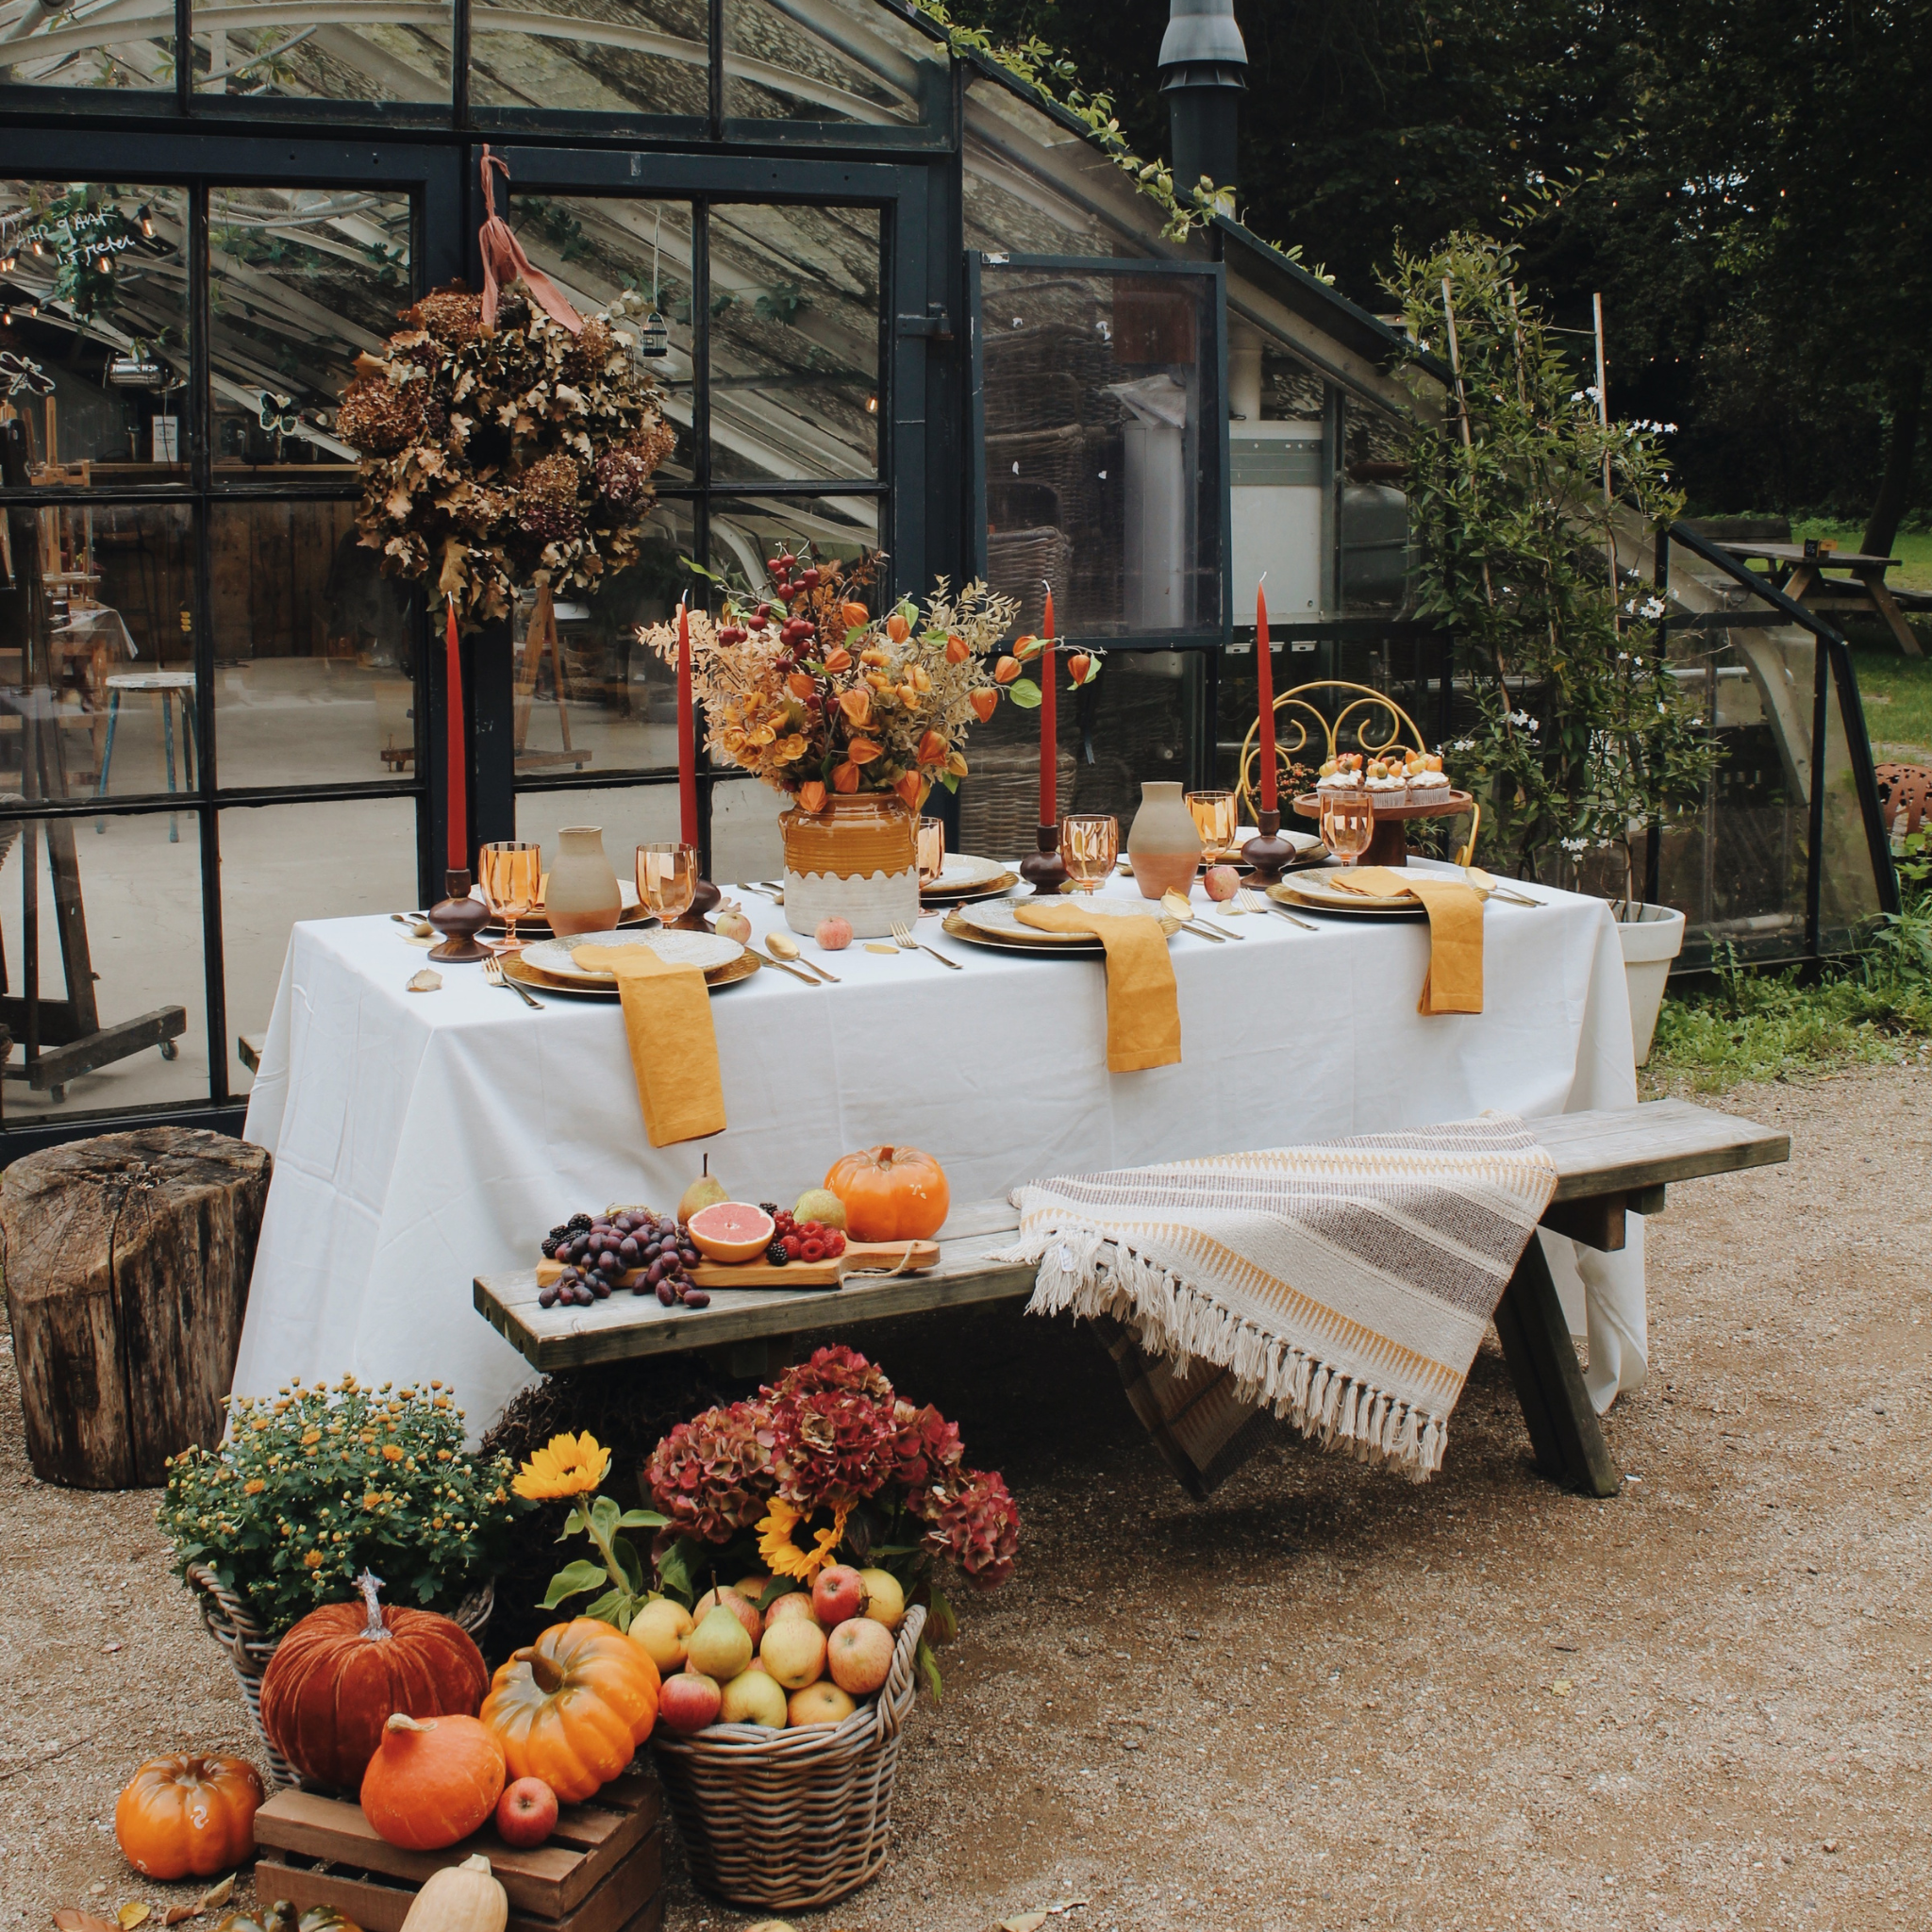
[765,1240,790,1266]
[758,1202,779,1215]
[547,1223,570,1244]
[567,1211,593,1232]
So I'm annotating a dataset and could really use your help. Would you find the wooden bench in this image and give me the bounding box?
[475,1098,1790,1500]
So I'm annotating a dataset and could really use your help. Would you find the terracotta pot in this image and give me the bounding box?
[1125,780,1203,899]
[544,826,623,936]
[780,792,918,937]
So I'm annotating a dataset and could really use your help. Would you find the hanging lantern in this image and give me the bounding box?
[637,308,669,358]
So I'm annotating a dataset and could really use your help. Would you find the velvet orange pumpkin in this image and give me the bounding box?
[114,1753,263,1879]
[824,1144,949,1241]
[359,1711,507,1851]
[479,1618,660,1803]
[259,1573,489,1790]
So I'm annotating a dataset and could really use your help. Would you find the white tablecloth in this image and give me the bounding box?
[235,865,1644,1435]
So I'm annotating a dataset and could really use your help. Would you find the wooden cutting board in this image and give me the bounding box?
[535,1238,939,1295]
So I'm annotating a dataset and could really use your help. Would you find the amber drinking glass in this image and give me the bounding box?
[477,841,542,952]
[1060,813,1119,892]
[1185,789,1238,857]
[916,816,946,887]
[637,841,698,923]
[1320,788,1375,866]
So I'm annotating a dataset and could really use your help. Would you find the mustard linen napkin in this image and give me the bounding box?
[1329,866,1485,1014]
[573,943,727,1146]
[1013,903,1182,1072]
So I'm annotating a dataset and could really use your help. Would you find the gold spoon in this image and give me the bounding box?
[1461,865,1546,907]
[766,930,841,983]
[1159,889,1228,940]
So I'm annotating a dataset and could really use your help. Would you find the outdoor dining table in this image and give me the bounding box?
[231,862,1649,1439]
[1716,539,1924,657]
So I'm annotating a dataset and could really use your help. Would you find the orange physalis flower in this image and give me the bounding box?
[993,656,1021,685]
[846,736,883,766]
[893,770,925,811]
[859,646,890,667]
[970,689,998,723]
[945,633,970,664]
[886,612,911,642]
[831,759,861,793]
[838,688,872,728]
[916,729,947,767]
[786,671,816,702]
[839,600,869,630]
[822,646,853,673]
[797,779,828,812]
[945,750,969,778]
[1013,633,1039,659]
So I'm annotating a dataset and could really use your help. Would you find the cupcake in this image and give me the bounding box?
[1407,752,1451,805]
[1317,753,1365,794]
[1365,758,1407,801]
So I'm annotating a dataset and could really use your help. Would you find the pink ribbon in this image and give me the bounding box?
[477,145,583,336]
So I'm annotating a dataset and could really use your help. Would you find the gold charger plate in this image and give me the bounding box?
[940,904,1180,956]
[921,869,1019,904]
[502,952,761,996]
[1269,877,1429,919]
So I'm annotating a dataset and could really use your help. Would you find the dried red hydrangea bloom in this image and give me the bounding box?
[769,1385,900,1510]
[767,1345,894,1406]
[889,1399,963,1491]
[920,1468,1020,1589]
[643,1398,775,1542]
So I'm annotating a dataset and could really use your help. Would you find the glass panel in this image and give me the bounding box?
[1229,329,1330,625]
[0,809,208,1120]
[506,494,692,778]
[514,784,679,884]
[0,183,190,483]
[707,491,880,602]
[1818,662,1882,944]
[508,195,694,482]
[222,798,419,1092]
[964,77,1161,261]
[0,501,192,805]
[710,773,782,884]
[210,187,412,479]
[708,203,879,484]
[472,0,708,119]
[980,262,1222,640]
[0,5,172,89]
[723,0,940,125]
[210,500,418,790]
[192,0,453,104]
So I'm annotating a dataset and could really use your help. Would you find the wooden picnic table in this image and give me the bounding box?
[1716,540,1923,657]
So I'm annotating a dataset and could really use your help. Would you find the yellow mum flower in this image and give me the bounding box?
[513,1430,611,1502]
[757,1496,852,1582]
[381,1443,405,1462]
[303,1549,325,1568]
[243,1477,266,1495]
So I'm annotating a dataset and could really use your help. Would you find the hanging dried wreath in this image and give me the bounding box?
[344,277,675,628]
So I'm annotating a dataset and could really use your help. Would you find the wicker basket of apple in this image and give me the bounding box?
[536,1345,1018,1911]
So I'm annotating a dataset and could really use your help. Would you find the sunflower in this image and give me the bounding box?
[514,1430,611,1501]
[757,1495,853,1581]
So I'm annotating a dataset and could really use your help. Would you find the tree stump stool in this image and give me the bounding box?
[1,1126,272,1488]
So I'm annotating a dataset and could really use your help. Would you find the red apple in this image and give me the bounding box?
[827,1615,894,1696]
[496,1777,558,1847]
[812,1563,868,1629]
[658,1669,724,1736]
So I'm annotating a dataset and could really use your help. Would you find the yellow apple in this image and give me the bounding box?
[787,1681,856,1727]
[629,1597,692,1673]
[766,1592,824,1631]
[857,1568,905,1631]
[720,1666,789,1728]
[759,1616,828,1690]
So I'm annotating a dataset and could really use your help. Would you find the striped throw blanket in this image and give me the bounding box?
[994,1115,1557,1491]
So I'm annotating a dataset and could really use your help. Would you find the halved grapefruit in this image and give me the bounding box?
[686,1201,776,1264]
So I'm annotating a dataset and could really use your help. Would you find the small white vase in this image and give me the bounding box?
[1616,902,1687,1066]
[1126,780,1204,899]
[544,826,623,936]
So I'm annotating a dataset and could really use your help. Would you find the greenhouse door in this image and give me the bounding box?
[460,147,941,891]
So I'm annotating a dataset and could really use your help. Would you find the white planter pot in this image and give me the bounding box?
[1616,902,1687,1066]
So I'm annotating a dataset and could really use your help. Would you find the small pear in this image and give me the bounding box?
[677,1153,729,1225]
[687,1603,754,1681]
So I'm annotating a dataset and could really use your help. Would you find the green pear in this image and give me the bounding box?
[688,1602,754,1680]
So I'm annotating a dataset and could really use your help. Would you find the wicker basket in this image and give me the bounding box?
[186,1564,495,1789]
[651,1605,926,1910]
[958,742,1078,861]
[986,526,1074,637]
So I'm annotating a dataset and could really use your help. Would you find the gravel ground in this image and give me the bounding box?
[4,1066,1928,1931]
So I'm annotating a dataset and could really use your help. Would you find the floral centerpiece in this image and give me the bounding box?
[158,1376,527,1637]
[341,279,675,627]
[641,551,1023,935]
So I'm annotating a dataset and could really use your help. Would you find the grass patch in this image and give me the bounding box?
[1849,644,1932,759]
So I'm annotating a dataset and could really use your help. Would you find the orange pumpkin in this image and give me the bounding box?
[480,1618,661,1804]
[359,1711,506,1851]
[824,1144,950,1241]
[259,1574,489,1790]
[115,1754,263,1879]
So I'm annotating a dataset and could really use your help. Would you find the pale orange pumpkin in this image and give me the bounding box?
[824,1144,950,1242]
[480,1619,661,1803]
[115,1754,263,1879]
[359,1711,506,1851]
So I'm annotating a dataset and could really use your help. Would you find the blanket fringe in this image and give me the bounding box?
[1000,1223,1449,1481]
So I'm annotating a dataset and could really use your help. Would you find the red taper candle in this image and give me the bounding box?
[1040,584,1057,826]
[676,597,699,848]
[1255,578,1277,813]
[443,595,467,870]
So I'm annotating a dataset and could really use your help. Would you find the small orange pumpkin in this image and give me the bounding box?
[115,1754,263,1879]
[824,1144,950,1242]
[359,1711,506,1851]
[481,1619,661,1803]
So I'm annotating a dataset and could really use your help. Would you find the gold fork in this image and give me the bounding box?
[482,954,544,1008]
[1238,886,1318,931]
[890,920,962,969]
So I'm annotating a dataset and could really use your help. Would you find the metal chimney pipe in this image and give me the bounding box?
[1158,0,1247,199]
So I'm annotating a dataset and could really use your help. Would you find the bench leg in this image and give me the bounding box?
[1492,1234,1621,1498]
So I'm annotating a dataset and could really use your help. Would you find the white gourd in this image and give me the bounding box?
[399,1853,508,1932]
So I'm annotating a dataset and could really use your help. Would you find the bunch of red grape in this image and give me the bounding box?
[759,1203,848,1268]
[539,1209,709,1309]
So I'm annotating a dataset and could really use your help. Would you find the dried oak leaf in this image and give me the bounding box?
[54,1914,119,1932]
[116,1907,150,1929]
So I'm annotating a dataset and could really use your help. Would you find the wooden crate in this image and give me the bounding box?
[252,1772,662,1932]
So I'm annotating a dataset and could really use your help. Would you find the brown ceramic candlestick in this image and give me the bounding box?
[427,868,491,961]
[1019,822,1069,894]
[672,875,722,931]
[1241,808,1297,886]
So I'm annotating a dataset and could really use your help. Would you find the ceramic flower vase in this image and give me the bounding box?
[1126,780,1203,899]
[544,826,623,935]
[779,792,918,937]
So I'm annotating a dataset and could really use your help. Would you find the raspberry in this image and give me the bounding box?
[784,1234,804,1257]
[801,1239,826,1262]
[824,1232,846,1257]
